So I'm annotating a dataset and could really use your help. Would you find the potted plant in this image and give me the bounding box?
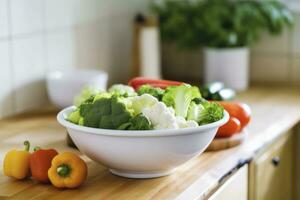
[152,0,293,90]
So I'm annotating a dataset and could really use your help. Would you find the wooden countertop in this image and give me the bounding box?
[1,87,300,200]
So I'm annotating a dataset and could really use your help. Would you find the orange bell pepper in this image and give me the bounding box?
[48,152,87,188]
[3,141,31,179]
[30,147,58,183]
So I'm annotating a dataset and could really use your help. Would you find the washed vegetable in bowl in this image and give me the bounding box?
[67,77,225,130]
[137,85,165,100]
[57,78,231,179]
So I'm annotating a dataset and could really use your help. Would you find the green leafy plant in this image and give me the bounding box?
[152,0,294,48]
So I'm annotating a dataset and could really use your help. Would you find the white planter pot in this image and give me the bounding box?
[204,47,249,91]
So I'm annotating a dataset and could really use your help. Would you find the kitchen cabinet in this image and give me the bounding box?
[208,165,248,200]
[249,131,294,200]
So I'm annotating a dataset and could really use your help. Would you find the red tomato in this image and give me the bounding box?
[217,102,251,129]
[216,117,241,138]
[128,77,183,90]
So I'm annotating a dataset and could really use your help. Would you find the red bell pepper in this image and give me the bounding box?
[30,147,58,183]
[128,77,183,90]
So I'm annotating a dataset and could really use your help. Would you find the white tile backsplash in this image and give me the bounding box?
[45,0,78,31]
[10,0,44,36]
[45,29,75,72]
[73,15,134,84]
[0,0,9,38]
[73,21,111,72]
[12,35,47,112]
[108,0,151,15]
[0,0,152,118]
[0,40,14,117]
[74,0,150,25]
[76,0,111,24]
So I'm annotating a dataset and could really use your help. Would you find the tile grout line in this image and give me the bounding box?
[42,0,50,105]
[42,0,48,74]
[0,9,134,41]
[6,0,16,117]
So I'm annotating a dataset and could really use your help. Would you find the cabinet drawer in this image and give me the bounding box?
[249,132,293,200]
[209,165,248,200]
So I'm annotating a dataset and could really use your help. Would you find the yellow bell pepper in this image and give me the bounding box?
[3,141,31,179]
[48,152,87,188]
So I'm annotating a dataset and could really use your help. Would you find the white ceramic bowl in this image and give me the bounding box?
[57,107,229,179]
[47,69,108,108]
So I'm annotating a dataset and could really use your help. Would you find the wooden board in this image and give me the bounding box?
[0,87,300,200]
[207,130,248,151]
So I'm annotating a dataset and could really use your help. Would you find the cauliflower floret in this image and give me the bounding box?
[175,116,198,128]
[142,102,179,130]
[131,94,199,130]
[131,94,158,115]
[168,106,175,115]
[186,120,198,127]
[108,84,136,96]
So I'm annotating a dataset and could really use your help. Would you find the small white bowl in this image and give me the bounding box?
[46,69,108,108]
[57,107,229,179]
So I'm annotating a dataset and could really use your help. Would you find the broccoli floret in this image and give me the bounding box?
[118,114,153,130]
[192,97,207,104]
[67,109,81,124]
[137,85,165,100]
[93,92,112,102]
[74,86,100,106]
[187,101,204,122]
[198,102,224,125]
[78,117,84,125]
[188,97,224,125]
[162,84,201,118]
[79,96,132,129]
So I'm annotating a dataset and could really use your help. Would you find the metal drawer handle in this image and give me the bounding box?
[271,156,280,167]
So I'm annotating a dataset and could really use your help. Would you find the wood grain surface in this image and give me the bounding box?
[1,87,300,200]
[206,130,247,151]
